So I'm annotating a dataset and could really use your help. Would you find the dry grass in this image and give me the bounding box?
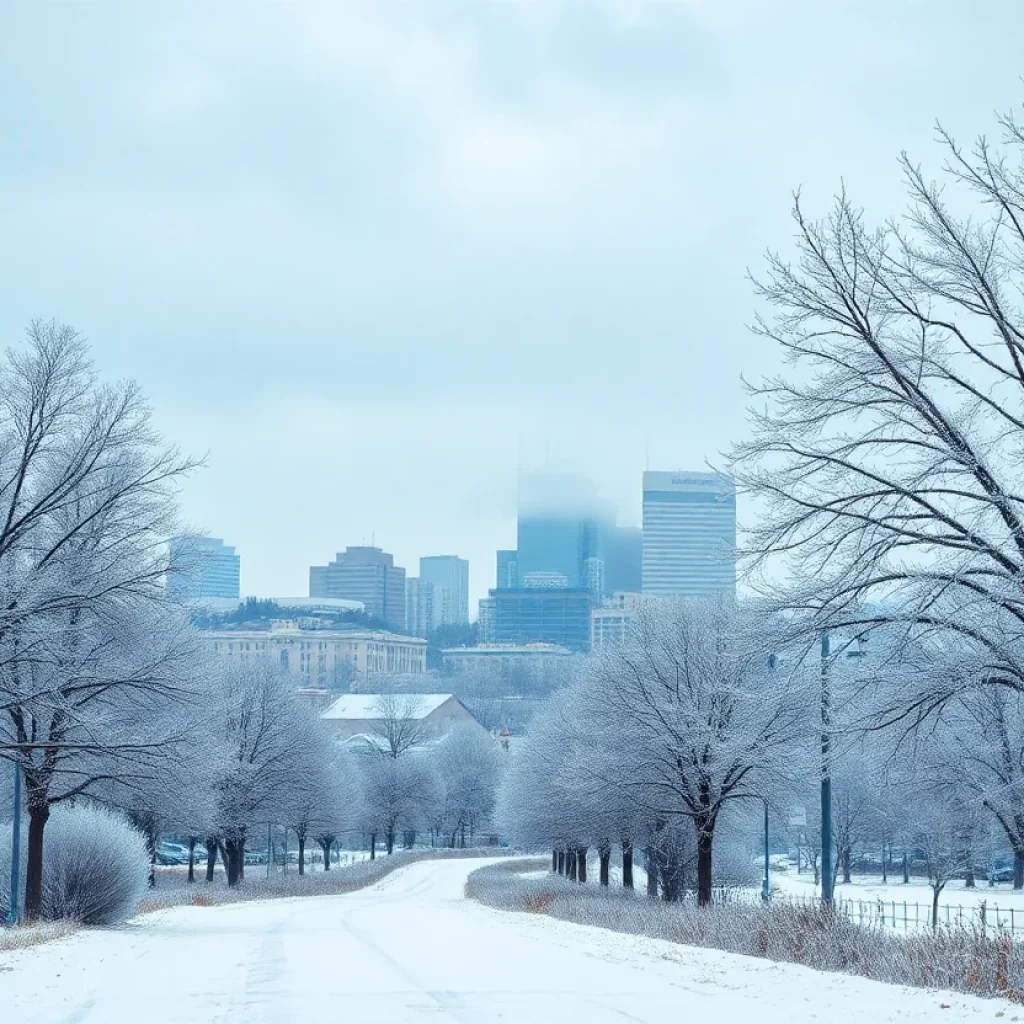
[466,861,1024,1002]
[0,920,77,954]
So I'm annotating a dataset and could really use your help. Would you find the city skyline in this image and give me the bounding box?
[4,5,1014,621]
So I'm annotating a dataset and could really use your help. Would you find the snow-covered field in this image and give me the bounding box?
[0,857,1017,1022]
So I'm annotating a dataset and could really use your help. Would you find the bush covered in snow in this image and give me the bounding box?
[467,861,1024,1001]
[0,804,149,925]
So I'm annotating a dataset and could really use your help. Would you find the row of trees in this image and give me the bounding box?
[504,98,1024,909]
[0,323,502,919]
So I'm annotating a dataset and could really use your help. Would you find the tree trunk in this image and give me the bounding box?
[965,865,976,888]
[599,844,610,887]
[320,839,332,870]
[902,851,910,884]
[24,802,50,921]
[567,848,578,882]
[931,885,942,932]
[369,832,376,860]
[696,827,714,907]
[1014,851,1024,890]
[841,845,852,884]
[622,841,634,890]
[881,843,887,885]
[187,837,197,883]
[556,848,565,875]
[224,839,245,887]
[577,847,588,884]
[298,836,305,876]
[386,829,395,855]
[205,838,218,882]
[644,847,658,898]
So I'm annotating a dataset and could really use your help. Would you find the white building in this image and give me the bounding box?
[641,471,736,597]
[441,642,574,675]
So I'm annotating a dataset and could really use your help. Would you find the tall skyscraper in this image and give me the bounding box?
[418,555,469,625]
[495,549,519,590]
[515,472,611,592]
[309,546,407,631]
[642,471,736,597]
[168,536,240,601]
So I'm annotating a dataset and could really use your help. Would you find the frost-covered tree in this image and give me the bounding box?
[576,599,811,905]
[0,322,200,917]
[432,724,502,848]
[729,101,1024,719]
[210,660,313,885]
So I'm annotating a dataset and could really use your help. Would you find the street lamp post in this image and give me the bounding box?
[820,631,834,905]
[761,798,770,902]
[6,761,22,925]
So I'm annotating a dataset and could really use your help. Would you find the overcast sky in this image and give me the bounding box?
[2,1,1022,607]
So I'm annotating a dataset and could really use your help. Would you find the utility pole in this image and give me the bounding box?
[762,798,770,901]
[820,631,834,905]
[6,762,22,924]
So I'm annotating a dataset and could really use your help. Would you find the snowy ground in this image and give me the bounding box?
[0,858,1019,1022]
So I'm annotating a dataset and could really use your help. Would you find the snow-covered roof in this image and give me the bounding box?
[321,693,455,721]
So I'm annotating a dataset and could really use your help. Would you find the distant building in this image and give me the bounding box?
[406,577,442,638]
[515,472,612,593]
[205,625,426,687]
[419,555,469,625]
[521,571,570,589]
[488,587,593,652]
[591,592,644,651]
[309,546,407,631]
[642,471,736,597]
[495,549,519,590]
[441,643,573,675]
[605,526,642,594]
[168,536,240,601]
[477,597,496,642]
[320,693,484,745]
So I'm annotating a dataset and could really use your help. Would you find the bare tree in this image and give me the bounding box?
[729,104,1024,722]
[0,323,202,917]
[370,693,429,759]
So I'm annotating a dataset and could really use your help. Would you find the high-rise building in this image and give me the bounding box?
[495,549,519,590]
[168,536,240,601]
[515,472,611,592]
[406,577,442,637]
[418,555,469,625]
[642,471,736,597]
[309,546,407,631]
[488,587,593,652]
[605,526,642,594]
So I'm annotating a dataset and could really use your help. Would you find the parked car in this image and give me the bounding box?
[155,842,191,866]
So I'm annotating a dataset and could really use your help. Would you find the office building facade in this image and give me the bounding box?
[168,536,240,601]
[642,471,736,597]
[488,587,593,652]
[309,546,407,631]
[418,554,469,625]
[495,549,519,590]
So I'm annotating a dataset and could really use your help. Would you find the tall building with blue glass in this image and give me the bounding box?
[642,472,736,597]
[168,536,241,601]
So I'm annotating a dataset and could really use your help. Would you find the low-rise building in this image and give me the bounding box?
[320,692,483,744]
[205,624,427,687]
[441,643,574,676]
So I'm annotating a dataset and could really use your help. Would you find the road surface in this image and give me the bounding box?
[0,858,1012,1022]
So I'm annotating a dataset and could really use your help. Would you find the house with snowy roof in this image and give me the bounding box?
[320,692,484,751]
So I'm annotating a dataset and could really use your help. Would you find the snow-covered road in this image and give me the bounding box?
[0,858,1015,1022]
